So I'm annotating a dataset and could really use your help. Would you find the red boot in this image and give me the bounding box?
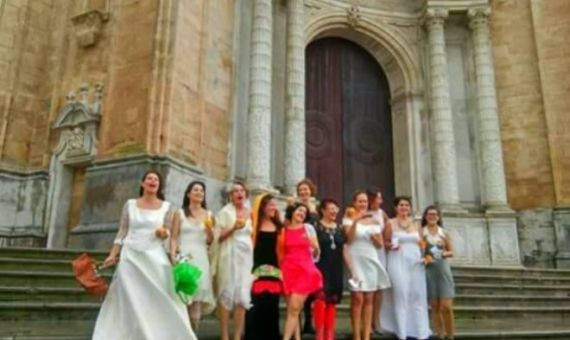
[313,299,326,340]
[325,303,336,340]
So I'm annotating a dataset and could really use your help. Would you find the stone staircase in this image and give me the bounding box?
[1,247,570,339]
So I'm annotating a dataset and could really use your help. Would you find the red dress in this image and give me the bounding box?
[281,227,323,295]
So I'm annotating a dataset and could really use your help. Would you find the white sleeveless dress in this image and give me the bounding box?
[93,199,196,340]
[379,229,430,339]
[344,218,391,292]
[178,210,215,313]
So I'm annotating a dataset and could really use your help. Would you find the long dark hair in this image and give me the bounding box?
[366,187,381,210]
[182,181,207,217]
[138,170,165,200]
[256,194,283,231]
[421,205,443,228]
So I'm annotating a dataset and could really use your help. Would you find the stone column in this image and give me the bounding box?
[468,7,509,210]
[424,8,462,211]
[247,0,273,190]
[284,0,305,194]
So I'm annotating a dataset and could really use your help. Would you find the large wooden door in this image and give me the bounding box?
[306,38,394,211]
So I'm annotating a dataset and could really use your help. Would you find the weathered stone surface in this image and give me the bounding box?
[68,155,227,250]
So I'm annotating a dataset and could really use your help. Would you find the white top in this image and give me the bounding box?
[114,199,171,252]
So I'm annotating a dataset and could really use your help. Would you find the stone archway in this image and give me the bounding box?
[304,14,428,209]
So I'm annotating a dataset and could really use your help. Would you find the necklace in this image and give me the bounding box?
[320,221,337,250]
[397,218,412,231]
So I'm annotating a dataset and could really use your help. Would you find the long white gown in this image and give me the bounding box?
[92,199,196,340]
[344,218,391,292]
[212,203,254,310]
[380,228,430,340]
[178,209,215,313]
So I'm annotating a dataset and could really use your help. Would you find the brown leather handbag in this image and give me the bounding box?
[71,253,108,298]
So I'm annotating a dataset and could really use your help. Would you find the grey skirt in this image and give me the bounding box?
[426,259,455,299]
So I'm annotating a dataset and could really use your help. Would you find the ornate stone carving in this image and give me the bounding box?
[468,6,509,210]
[347,6,361,28]
[423,8,462,210]
[71,9,109,48]
[247,0,273,190]
[53,83,103,161]
[284,0,306,193]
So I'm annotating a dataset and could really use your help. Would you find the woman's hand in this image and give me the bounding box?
[155,226,170,239]
[370,233,383,248]
[233,218,246,230]
[102,255,118,268]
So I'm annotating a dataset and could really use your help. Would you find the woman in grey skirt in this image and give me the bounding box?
[421,205,455,340]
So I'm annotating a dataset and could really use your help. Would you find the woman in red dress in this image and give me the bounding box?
[280,202,323,340]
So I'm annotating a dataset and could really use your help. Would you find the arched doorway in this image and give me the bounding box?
[306,38,395,211]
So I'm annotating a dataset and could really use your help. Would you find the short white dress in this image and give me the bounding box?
[178,210,215,314]
[344,218,391,292]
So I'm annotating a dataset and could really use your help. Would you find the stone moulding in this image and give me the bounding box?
[71,9,110,48]
[52,84,103,163]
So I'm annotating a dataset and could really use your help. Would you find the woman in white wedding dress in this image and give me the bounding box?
[380,196,430,340]
[92,170,196,340]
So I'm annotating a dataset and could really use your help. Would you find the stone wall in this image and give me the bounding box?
[166,0,235,180]
[490,0,556,211]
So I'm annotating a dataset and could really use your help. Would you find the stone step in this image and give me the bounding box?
[455,282,570,297]
[0,247,106,261]
[454,294,570,307]
[0,270,113,288]
[0,286,96,303]
[0,257,79,272]
[452,265,570,279]
[5,283,570,308]
[453,273,570,285]
[2,301,569,325]
[2,302,570,339]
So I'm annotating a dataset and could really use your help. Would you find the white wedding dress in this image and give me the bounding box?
[379,228,430,339]
[92,199,196,340]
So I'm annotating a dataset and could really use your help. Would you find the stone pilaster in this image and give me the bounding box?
[424,8,462,211]
[247,0,273,190]
[284,0,306,194]
[468,7,509,211]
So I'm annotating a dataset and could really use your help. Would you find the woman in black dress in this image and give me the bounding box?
[314,198,347,340]
[244,193,283,340]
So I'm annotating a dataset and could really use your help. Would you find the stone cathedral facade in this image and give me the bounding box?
[0,0,569,268]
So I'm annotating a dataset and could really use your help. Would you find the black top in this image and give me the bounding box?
[315,221,345,304]
[254,230,278,269]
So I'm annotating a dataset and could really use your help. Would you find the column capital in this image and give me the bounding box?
[468,6,491,29]
[423,8,449,28]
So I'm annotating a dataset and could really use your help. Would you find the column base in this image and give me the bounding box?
[439,203,468,216]
[485,203,515,216]
[444,210,521,267]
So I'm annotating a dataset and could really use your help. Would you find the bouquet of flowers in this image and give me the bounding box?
[173,255,202,303]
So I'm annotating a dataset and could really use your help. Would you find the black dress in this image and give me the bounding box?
[245,231,281,340]
[315,221,345,304]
